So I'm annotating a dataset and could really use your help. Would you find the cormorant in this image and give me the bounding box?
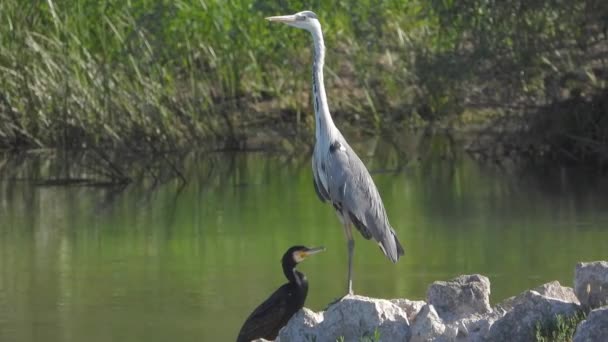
[236,245,325,342]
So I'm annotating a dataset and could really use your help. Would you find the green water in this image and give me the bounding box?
[1,135,607,342]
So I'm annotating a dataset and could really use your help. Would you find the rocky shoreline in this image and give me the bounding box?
[268,261,608,341]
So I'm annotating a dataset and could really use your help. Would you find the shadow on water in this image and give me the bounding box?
[1,129,608,342]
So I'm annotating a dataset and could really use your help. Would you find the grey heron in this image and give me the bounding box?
[266,11,404,295]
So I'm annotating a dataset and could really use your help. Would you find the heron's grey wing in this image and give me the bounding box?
[325,140,404,262]
[312,151,330,202]
[313,176,329,202]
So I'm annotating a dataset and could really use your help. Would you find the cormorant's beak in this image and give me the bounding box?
[302,246,325,258]
[265,15,297,24]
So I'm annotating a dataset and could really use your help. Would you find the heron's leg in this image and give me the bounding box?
[347,236,355,295]
[343,223,355,295]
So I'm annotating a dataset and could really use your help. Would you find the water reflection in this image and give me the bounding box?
[1,133,607,342]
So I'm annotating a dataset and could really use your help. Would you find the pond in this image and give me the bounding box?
[1,132,607,341]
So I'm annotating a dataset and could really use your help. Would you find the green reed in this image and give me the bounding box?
[0,0,604,160]
[0,1,435,150]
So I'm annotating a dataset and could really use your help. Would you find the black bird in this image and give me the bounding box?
[237,245,325,342]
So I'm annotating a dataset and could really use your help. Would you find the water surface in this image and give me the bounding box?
[1,133,607,341]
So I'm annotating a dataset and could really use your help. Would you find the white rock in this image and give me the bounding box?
[278,295,409,342]
[274,308,322,342]
[450,310,506,342]
[390,298,426,322]
[427,274,491,321]
[574,261,608,309]
[534,280,580,304]
[498,281,580,313]
[409,304,455,342]
[573,306,608,342]
[487,290,579,341]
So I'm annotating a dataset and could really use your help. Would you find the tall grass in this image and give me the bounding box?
[0,1,433,151]
[0,0,606,161]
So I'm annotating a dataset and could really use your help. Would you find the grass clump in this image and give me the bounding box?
[535,311,586,342]
[335,328,381,342]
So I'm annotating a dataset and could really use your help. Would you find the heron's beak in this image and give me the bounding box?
[302,246,325,258]
[265,15,297,24]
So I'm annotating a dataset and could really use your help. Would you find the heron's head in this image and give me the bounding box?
[266,11,320,32]
[283,245,325,266]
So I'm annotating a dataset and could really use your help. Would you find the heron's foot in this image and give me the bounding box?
[346,279,355,297]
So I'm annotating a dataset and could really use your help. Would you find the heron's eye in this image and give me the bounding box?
[296,15,306,21]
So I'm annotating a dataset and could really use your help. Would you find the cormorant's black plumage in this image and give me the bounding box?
[236,246,323,342]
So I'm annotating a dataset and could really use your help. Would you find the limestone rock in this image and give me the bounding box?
[493,294,518,314]
[498,281,580,313]
[427,274,491,321]
[278,295,409,342]
[451,310,506,342]
[533,281,580,304]
[409,304,456,342]
[575,261,608,309]
[274,308,322,341]
[487,290,579,341]
[390,298,426,322]
[573,306,608,342]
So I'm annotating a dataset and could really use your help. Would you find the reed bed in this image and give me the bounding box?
[0,1,431,151]
[0,0,606,169]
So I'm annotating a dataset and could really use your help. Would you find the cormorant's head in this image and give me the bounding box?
[266,11,320,32]
[283,245,325,266]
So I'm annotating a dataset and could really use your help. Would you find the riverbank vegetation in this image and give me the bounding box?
[1,1,607,167]
[535,311,587,342]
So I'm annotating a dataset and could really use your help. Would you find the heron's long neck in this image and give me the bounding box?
[311,26,338,143]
